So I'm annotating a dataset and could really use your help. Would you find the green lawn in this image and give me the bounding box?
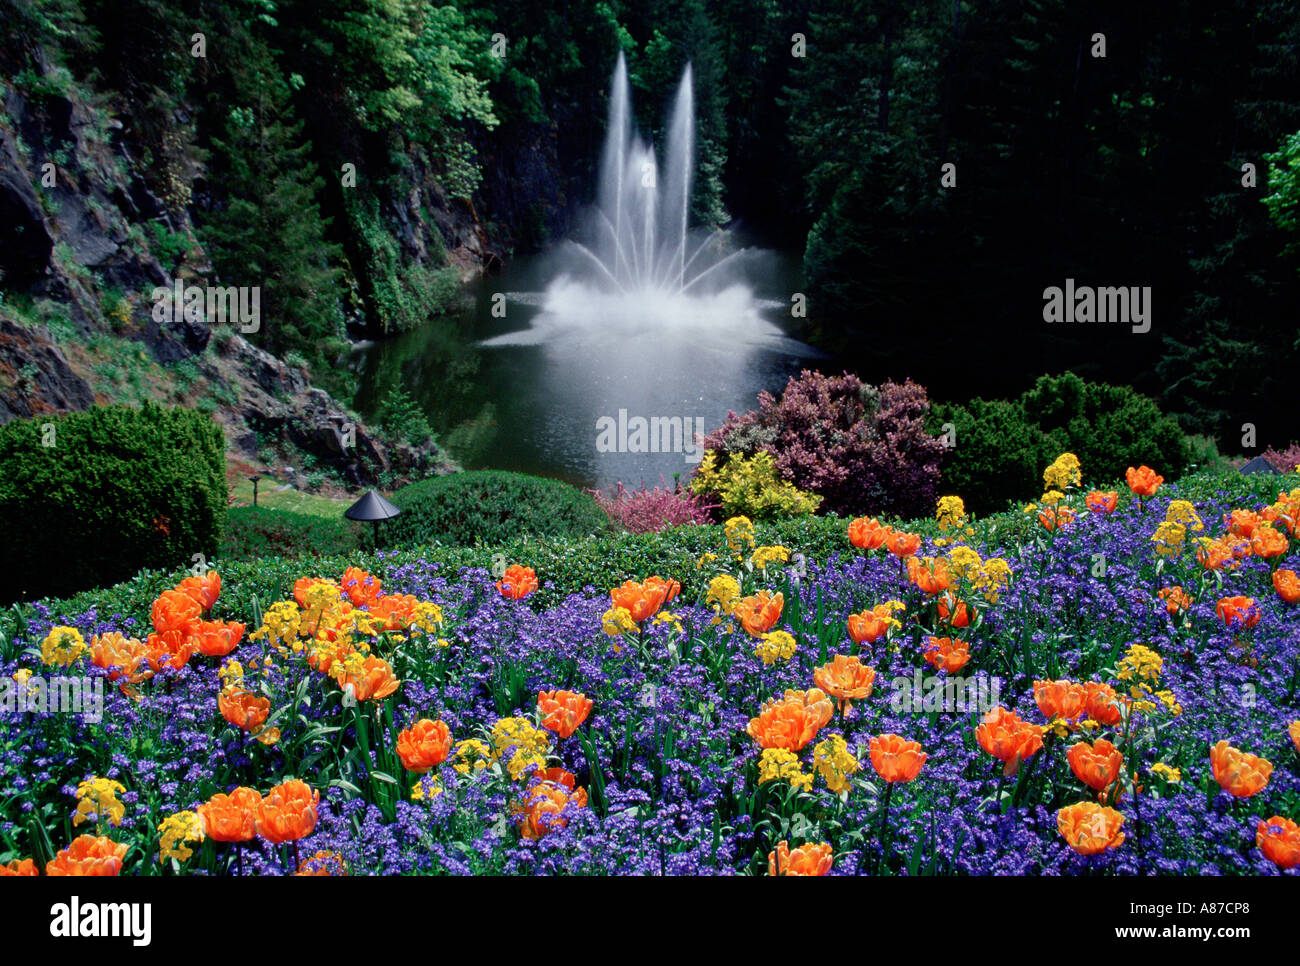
[228,477,352,519]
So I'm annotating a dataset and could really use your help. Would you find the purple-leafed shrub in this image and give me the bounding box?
[592,480,718,533]
[700,370,945,518]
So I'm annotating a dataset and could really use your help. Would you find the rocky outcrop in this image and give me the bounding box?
[207,334,456,486]
[0,316,94,421]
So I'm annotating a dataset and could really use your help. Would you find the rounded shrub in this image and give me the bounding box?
[383,470,609,548]
[0,402,225,602]
[931,398,1057,515]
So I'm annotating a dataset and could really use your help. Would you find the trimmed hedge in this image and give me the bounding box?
[382,470,610,548]
[222,506,362,561]
[0,402,225,602]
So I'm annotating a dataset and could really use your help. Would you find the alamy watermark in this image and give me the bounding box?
[1042,278,1150,333]
[889,671,1001,713]
[151,280,260,333]
[595,410,706,464]
[1,673,104,723]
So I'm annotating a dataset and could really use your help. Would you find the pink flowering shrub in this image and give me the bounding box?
[700,370,945,518]
[1263,442,1300,473]
[592,480,718,533]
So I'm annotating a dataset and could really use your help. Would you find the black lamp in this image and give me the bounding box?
[250,474,262,507]
[344,490,402,547]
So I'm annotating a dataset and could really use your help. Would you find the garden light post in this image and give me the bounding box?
[345,490,402,549]
[250,474,262,507]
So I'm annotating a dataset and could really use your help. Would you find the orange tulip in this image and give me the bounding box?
[1038,506,1075,530]
[768,841,833,876]
[907,556,951,594]
[869,733,927,783]
[296,850,348,876]
[1125,465,1163,497]
[1216,596,1260,631]
[734,590,784,637]
[813,654,876,710]
[1225,509,1263,539]
[846,604,898,645]
[1157,586,1192,614]
[199,787,262,842]
[151,588,202,635]
[1057,802,1125,855]
[848,517,890,551]
[193,620,245,657]
[885,530,922,559]
[144,630,196,672]
[1034,679,1087,721]
[1274,569,1300,605]
[1210,740,1272,798]
[1085,491,1118,514]
[367,593,423,631]
[516,781,588,840]
[340,566,382,606]
[0,858,37,876]
[256,779,320,843]
[1082,682,1123,726]
[537,689,593,739]
[936,593,971,628]
[498,565,539,600]
[610,576,680,623]
[333,656,400,702]
[45,835,127,876]
[1290,720,1300,756]
[1256,816,1300,870]
[177,571,221,611]
[923,636,970,673]
[219,687,271,733]
[532,767,579,790]
[89,632,153,685]
[1067,739,1123,792]
[747,689,834,751]
[1251,526,1288,559]
[1196,537,1238,571]
[396,718,453,773]
[976,707,1044,773]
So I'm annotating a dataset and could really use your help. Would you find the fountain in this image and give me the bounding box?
[482,53,792,348]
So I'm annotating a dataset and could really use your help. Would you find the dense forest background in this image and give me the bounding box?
[3,0,1300,450]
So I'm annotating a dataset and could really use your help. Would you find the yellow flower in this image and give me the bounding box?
[507,751,548,781]
[157,810,204,863]
[41,626,87,667]
[697,552,719,569]
[452,738,491,775]
[973,557,1012,602]
[757,748,813,792]
[936,495,967,531]
[1150,521,1188,557]
[73,777,127,828]
[12,668,32,685]
[490,716,550,763]
[1163,499,1204,531]
[812,735,860,794]
[754,630,798,666]
[724,515,757,554]
[1117,643,1163,684]
[1151,762,1181,783]
[1040,489,1066,506]
[601,606,638,638]
[750,545,791,570]
[947,545,983,581]
[411,776,443,801]
[705,575,741,615]
[1043,453,1082,490]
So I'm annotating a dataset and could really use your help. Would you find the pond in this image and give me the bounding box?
[346,249,834,494]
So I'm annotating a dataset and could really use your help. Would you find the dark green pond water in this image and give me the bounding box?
[346,250,833,493]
